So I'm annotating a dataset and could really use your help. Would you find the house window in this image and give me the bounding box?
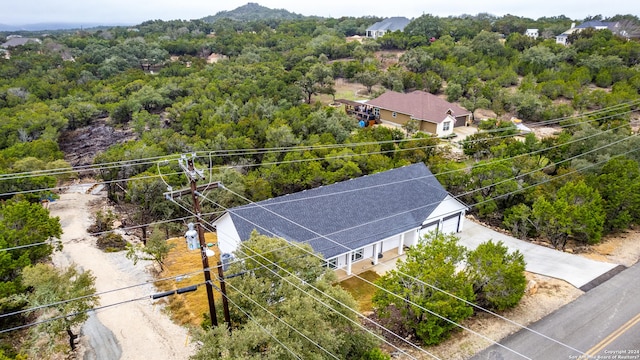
[326,258,338,269]
[443,121,451,131]
[373,108,380,117]
[392,111,397,118]
[351,248,364,262]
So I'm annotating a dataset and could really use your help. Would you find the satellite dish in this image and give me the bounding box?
[205,248,215,257]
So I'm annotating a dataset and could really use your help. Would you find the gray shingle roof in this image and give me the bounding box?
[1,37,41,49]
[226,163,451,259]
[366,17,411,32]
[576,21,614,29]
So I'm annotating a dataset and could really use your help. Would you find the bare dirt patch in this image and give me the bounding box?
[49,187,196,360]
[582,227,640,267]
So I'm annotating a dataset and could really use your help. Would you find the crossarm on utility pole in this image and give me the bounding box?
[186,157,218,328]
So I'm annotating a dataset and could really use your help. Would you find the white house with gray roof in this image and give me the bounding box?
[366,17,411,39]
[555,21,622,45]
[213,163,467,275]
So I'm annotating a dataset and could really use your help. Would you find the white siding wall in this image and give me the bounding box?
[215,213,242,255]
[436,115,456,137]
[364,244,375,258]
[382,234,400,252]
[403,229,418,247]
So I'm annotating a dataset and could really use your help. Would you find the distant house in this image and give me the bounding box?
[366,17,411,39]
[214,163,468,275]
[555,21,621,45]
[366,90,471,137]
[1,36,41,49]
[525,29,539,39]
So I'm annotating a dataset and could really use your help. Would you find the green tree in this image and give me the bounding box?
[193,233,381,359]
[126,226,176,271]
[0,200,62,300]
[468,160,519,221]
[405,14,445,40]
[126,173,175,243]
[503,204,534,240]
[22,264,98,354]
[465,241,526,311]
[470,31,505,57]
[372,233,474,345]
[591,157,640,232]
[298,63,335,104]
[355,69,381,94]
[532,180,605,249]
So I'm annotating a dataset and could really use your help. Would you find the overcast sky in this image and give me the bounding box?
[2,1,638,25]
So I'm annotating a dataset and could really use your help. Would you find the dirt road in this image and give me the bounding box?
[49,187,195,360]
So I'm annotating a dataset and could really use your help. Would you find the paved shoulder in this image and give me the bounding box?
[459,221,618,289]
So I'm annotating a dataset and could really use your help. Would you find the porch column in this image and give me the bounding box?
[372,243,379,265]
[346,252,353,275]
[398,233,405,255]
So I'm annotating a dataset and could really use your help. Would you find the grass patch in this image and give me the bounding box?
[338,270,380,312]
[157,233,221,327]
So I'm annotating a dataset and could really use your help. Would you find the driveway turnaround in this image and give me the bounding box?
[459,221,619,289]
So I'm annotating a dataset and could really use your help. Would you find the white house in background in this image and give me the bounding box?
[525,29,539,39]
[556,21,621,45]
[214,163,468,275]
[366,17,411,39]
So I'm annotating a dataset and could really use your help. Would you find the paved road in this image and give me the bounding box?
[472,262,640,360]
[459,221,619,289]
[81,311,122,360]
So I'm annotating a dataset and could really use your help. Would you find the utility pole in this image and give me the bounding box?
[179,155,218,328]
[217,261,232,332]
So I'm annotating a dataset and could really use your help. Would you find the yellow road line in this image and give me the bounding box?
[578,312,640,359]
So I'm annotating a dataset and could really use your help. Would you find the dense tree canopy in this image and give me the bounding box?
[372,233,527,345]
[1,11,639,358]
[192,233,383,359]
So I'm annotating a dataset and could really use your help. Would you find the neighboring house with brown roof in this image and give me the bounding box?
[366,90,471,137]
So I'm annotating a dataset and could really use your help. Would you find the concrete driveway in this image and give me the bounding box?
[459,221,620,290]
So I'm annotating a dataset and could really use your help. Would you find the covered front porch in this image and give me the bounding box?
[334,247,407,281]
[326,229,420,280]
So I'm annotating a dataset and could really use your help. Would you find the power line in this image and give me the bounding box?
[225,246,431,360]
[0,99,635,185]
[166,189,430,359]
[222,281,342,360]
[201,143,640,357]
[181,129,638,275]
[209,281,304,360]
[0,269,206,320]
[198,193,530,359]
[0,104,636,352]
[0,280,203,335]
[0,108,632,202]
